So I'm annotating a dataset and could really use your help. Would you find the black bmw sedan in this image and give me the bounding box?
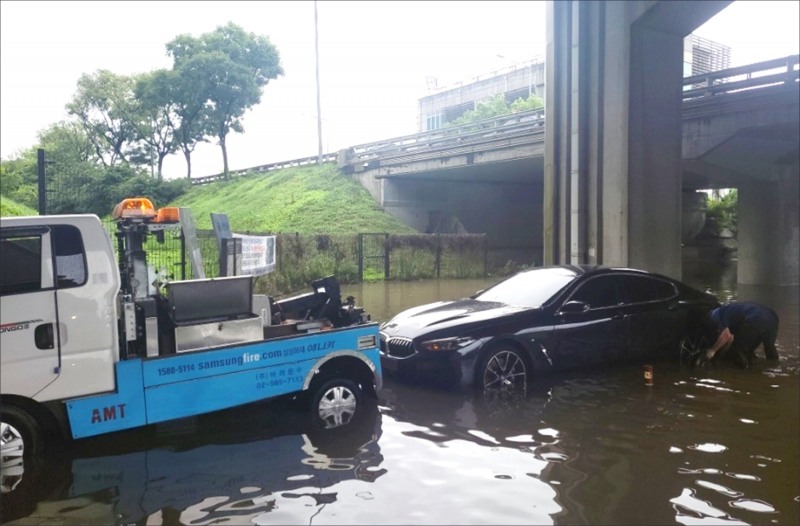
[379,265,720,391]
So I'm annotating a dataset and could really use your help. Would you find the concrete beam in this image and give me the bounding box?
[544,0,730,280]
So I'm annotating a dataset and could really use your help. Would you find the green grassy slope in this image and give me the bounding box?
[169,163,417,234]
[0,196,38,217]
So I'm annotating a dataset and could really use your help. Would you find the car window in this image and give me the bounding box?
[569,276,623,309]
[475,267,578,308]
[0,233,43,295]
[53,225,87,289]
[620,275,676,304]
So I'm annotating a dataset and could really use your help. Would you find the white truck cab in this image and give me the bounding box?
[1,199,381,489]
[1,215,119,401]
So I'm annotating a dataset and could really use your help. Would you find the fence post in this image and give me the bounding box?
[357,234,364,282]
[435,234,442,278]
[180,228,187,280]
[384,233,390,279]
[37,149,46,215]
[483,234,488,276]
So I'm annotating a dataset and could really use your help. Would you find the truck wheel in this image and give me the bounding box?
[1,406,42,461]
[1,405,43,495]
[309,378,362,430]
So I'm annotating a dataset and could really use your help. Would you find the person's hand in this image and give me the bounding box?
[694,348,714,367]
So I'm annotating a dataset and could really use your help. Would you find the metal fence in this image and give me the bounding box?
[100,220,488,296]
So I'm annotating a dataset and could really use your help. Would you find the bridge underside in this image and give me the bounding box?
[349,96,798,281]
[339,4,798,285]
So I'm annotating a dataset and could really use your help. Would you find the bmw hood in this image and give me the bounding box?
[380,298,529,338]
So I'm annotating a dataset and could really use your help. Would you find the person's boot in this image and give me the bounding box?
[733,351,749,369]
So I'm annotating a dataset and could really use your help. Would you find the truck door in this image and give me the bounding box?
[49,222,118,398]
[0,226,60,397]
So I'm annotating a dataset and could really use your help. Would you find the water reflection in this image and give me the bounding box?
[2,398,384,525]
[4,262,799,525]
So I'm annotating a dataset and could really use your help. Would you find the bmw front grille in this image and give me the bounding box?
[379,333,416,358]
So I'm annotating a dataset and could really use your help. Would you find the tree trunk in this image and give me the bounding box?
[183,148,192,179]
[220,134,229,179]
[157,152,167,181]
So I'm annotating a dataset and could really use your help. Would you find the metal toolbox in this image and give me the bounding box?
[175,316,263,353]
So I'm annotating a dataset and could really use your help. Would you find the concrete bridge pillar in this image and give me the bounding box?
[544,0,730,279]
[738,163,800,286]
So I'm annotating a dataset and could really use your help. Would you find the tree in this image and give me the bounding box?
[133,71,180,180]
[166,23,283,178]
[706,189,738,235]
[157,59,215,180]
[65,70,142,167]
[1,121,190,216]
[0,122,96,211]
[448,93,544,127]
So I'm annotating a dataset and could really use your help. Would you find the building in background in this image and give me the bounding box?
[684,33,732,77]
[418,34,732,133]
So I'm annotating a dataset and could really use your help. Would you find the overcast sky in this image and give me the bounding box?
[1,0,798,179]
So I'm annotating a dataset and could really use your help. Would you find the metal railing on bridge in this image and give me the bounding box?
[339,108,546,170]
[193,54,798,185]
[682,54,798,100]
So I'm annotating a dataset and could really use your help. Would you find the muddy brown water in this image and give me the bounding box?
[3,263,799,525]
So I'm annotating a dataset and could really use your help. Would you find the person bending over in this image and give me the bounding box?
[701,301,779,368]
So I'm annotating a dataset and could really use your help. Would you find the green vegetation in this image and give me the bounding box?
[448,93,544,127]
[0,195,37,217]
[2,20,282,203]
[169,163,416,235]
[706,189,738,234]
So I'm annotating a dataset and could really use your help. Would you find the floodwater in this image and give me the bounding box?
[3,263,799,525]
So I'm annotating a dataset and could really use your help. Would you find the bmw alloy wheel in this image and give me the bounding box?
[482,349,527,392]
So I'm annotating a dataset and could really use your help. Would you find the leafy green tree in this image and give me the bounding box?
[133,71,180,180]
[66,70,142,167]
[706,189,738,235]
[0,122,95,211]
[448,93,544,127]
[166,23,283,178]
[510,94,544,113]
[0,152,36,205]
[1,120,190,216]
[150,57,214,179]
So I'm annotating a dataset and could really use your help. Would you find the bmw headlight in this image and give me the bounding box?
[420,336,475,352]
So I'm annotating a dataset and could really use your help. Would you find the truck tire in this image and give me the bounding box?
[309,377,362,430]
[1,404,45,513]
[1,405,43,462]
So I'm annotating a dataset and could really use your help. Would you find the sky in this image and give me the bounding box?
[1,0,798,180]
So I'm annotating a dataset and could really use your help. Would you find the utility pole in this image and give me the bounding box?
[314,0,323,164]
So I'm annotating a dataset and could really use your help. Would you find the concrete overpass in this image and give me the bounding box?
[543,0,796,286]
[333,54,798,284]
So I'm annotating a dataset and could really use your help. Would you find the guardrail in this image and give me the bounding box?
[191,152,339,186]
[682,54,799,99]
[193,54,798,185]
[340,108,545,168]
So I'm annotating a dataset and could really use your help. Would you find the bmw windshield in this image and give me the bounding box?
[475,267,579,308]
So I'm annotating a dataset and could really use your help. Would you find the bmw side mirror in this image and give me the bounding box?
[559,301,589,315]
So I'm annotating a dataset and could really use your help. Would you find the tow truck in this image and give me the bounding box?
[0,198,382,469]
